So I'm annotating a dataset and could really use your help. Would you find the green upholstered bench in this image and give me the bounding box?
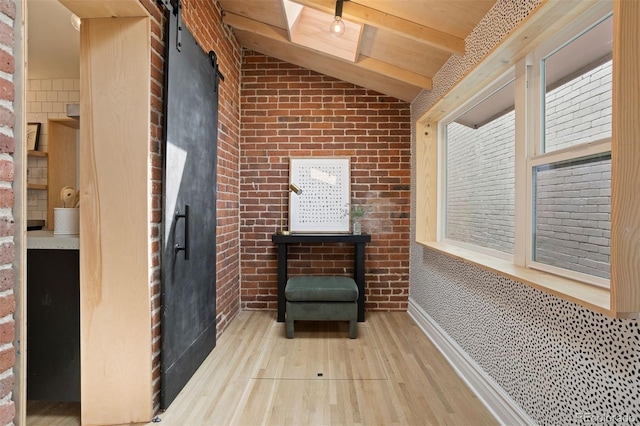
[285,276,358,339]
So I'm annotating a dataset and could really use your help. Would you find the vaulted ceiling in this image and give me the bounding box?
[219,0,497,101]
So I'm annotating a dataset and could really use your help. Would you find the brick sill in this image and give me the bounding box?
[417,240,612,316]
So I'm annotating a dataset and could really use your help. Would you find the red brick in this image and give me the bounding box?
[0,242,13,265]
[0,401,14,426]
[0,0,15,19]
[0,294,14,318]
[0,105,13,128]
[0,269,12,292]
[0,320,13,345]
[0,159,12,181]
[0,216,13,237]
[0,347,14,372]
[0,373,13,399]
[0,78,12,102]
[0,133,13,154]
[0,187,12,208]
[0,50,12,75]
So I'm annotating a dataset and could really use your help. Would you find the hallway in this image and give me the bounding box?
[156,311,496,425]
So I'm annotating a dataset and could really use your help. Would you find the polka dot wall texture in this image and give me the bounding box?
[410,0,639,424]
[411,249,639,425]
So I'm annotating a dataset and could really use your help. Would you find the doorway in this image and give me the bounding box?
[18,1,155,425]
[24,0,81,423]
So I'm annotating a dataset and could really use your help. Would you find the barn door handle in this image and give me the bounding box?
[174,204,190,260]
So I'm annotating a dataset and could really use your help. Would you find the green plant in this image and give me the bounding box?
[351,205,366,219]
[342,203,371,219]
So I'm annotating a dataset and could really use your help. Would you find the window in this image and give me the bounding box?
[528,13,612,287]
[444,77,515,257]
[532,153,611,281]
[438,7,612,287]
[540,16,612,153]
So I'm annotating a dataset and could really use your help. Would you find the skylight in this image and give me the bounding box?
[282,0,362,62]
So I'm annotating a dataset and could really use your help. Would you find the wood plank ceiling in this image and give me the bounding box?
[219,0,497,101]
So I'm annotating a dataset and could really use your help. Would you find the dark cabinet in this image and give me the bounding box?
[27,249,80,402]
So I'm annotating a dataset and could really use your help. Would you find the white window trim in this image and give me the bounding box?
[526,9,613,287]
[437,4,613,288]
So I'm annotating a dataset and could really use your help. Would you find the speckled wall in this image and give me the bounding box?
[410,0,640,424]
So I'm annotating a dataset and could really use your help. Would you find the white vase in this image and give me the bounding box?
[352,220,361,235]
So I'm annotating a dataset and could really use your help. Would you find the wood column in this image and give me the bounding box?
[78,15,153,424]
[611,0,640,314]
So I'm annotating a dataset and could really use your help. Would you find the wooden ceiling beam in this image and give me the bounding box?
[224,11,290,41]
[223,12,432,90]
[235,29,421,101]
[289,0,465,55]
[357,57,432,91]
[59,0,149,18]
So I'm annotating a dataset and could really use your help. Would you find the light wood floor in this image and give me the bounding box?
[26,311,497,425]
[157,311,496,425]
[26,400,80,425]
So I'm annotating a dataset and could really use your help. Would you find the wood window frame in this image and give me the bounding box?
[415,0,640,318]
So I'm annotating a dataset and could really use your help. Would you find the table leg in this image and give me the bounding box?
[277,243,288,322]
[354,242,365,322]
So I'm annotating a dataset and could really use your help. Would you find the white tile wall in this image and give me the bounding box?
[27,78,80,224]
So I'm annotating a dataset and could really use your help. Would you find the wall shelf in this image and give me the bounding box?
[27,183,47,191]
[27,150,47,158]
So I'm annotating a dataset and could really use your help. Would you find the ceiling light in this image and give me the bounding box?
[330,0,347,37]
[70,13,81,31]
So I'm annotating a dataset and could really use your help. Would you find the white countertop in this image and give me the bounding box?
[27,230,79,250]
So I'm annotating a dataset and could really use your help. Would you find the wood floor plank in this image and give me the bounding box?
[26,401,80,426]
[255,320,387,380]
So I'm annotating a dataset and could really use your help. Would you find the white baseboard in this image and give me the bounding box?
[407,299,536,426]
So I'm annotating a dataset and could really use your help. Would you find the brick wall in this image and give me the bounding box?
[0,0,16,423]
[545,61,612,151]
[137,0,166,412]
[534,155,611,278]
[240,51,411,312]
[446,111,515,254]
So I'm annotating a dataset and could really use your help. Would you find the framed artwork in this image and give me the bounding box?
[289,157,351,233]
[27,122,41,151]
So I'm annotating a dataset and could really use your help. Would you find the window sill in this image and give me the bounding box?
[417,240,612,316]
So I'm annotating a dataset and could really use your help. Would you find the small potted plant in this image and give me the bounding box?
[350,204,367,235]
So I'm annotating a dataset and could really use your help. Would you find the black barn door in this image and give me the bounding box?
[161,1,221,408]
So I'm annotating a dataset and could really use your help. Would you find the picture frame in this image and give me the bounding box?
[27,122,41,151]
[289,157,351,233]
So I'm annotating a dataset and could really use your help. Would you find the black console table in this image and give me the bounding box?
[272,233,371,322]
